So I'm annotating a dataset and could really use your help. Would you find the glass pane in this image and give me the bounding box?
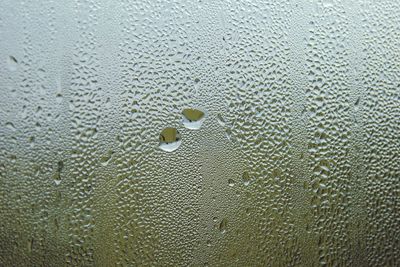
[0,1,399,266]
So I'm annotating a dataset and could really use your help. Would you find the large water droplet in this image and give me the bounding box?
[182,108,205,130]
[159,127,181,152]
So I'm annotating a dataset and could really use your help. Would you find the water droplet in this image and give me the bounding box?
[159,127,181,152]
[27,238,33,253]
[100,150,114,166]
[7,56,18,71]
[219,218,228,234]
[228,179,235,187]
[10,154,17,163]
[53,161,63,185]
[56,93,63,103]
[35,122,41,131]
[28,136,35,148]
[5,122,15,131]
[216,113,225,127]
[355,97,360,106]
[54,218,59,231]
[182,108,205,130]
[242,171,251,186]
[38,68,46,79]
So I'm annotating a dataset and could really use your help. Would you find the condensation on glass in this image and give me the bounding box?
[0,0,399,266]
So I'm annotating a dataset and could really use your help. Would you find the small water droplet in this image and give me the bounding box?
[216,113,225,127]
[28,136,35,148]
[105,97,111,109]
[54,217,59,231]
[228,179,235,187]
[10,154,17,163]
[27,238,33,253]
[56,93,63,103]
[219,218,228,234]
[35,122,41,131]
[7,56,18,71]
[53,161,64,185]
[159,127,181,152]
[245,207,251,215]
[38,68,46,79]
[5,122,15,131]
[242,171,251,186]
[100,150,114,166]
